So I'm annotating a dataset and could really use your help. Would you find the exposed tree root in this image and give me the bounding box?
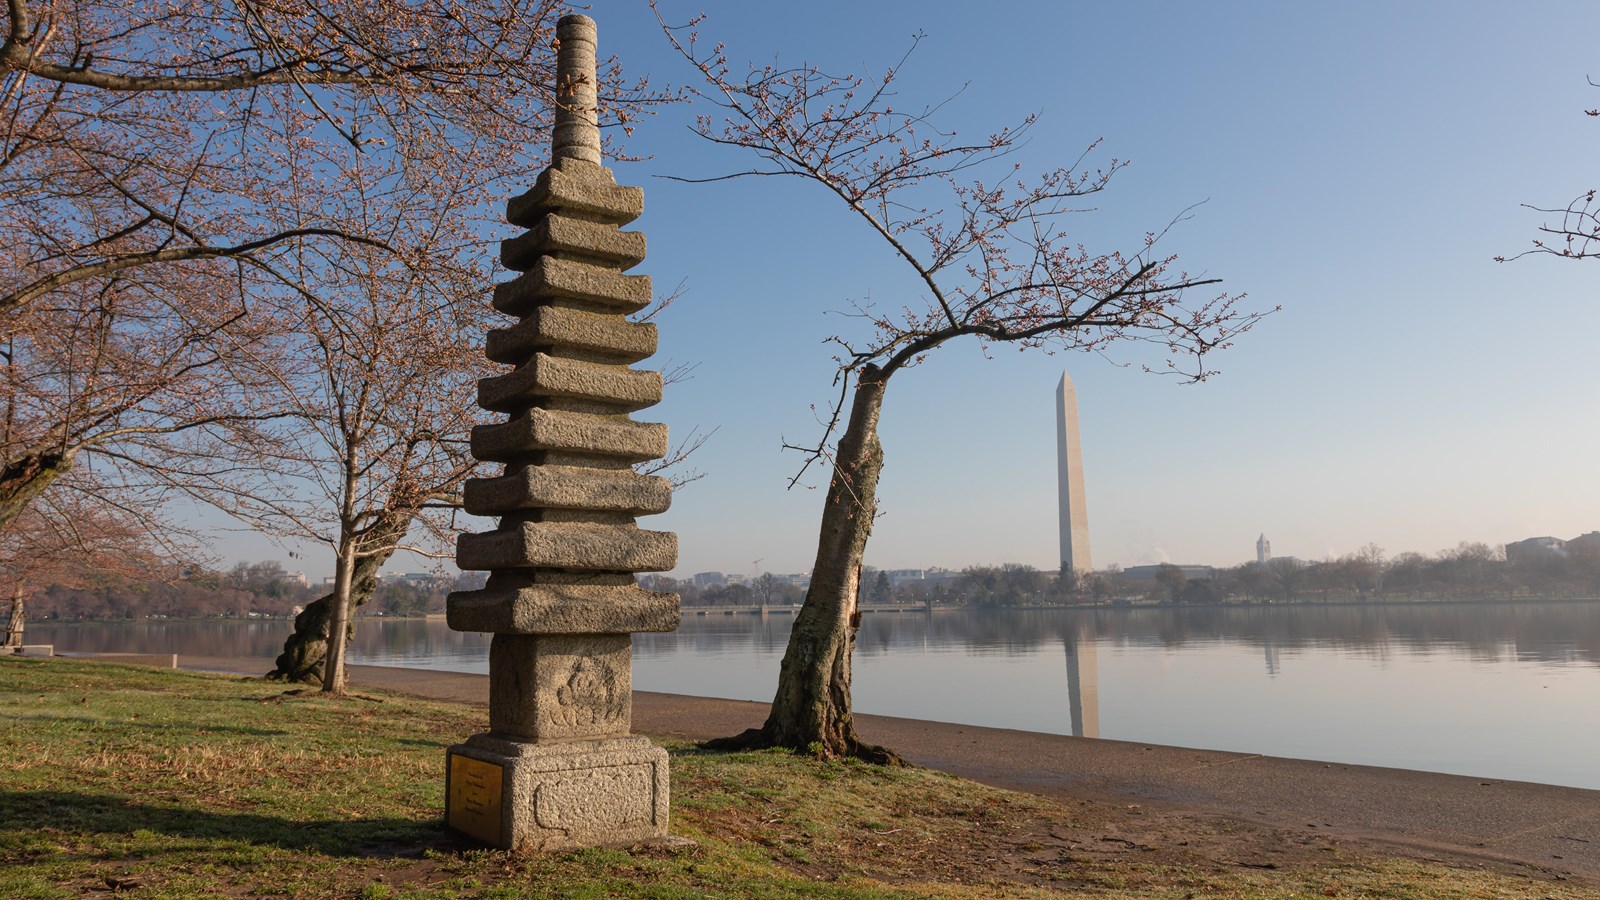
[262,688,384,703]
[704,726,905,766]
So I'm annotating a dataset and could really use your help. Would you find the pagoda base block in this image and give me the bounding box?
[445,734,669,852]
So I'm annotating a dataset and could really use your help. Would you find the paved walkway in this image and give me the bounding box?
[170,655,1600,881]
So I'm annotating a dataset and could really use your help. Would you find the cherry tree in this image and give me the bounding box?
[660,12,1269,760]
[0,0,656,559]
[0,257,286,529]
[1,2,665,682]
[1,477,181,646]
[1,0,651,317]
[243,223,490,693]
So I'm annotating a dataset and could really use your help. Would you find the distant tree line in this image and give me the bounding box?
[27,538,1598,625]
[656,540,1600,612]
[23,560,481,622]
[1161,541,1600,605]
[1014,541,1600,606]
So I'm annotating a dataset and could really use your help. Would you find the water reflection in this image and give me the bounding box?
[28,601,1600,674]
[1063,630,1098,738]
[896,602,1600,667]
[26,619,292,663]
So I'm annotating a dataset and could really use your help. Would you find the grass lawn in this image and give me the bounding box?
[0,656,1587,898]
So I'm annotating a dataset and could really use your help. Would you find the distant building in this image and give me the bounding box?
[881,569,925,586]
[1121,564,1217,583]
[1256,533,1271,565]
[1505,531,1600,563]
[1505,536,1568,564]
[692,571,726,588]
[1567,531,1600,555]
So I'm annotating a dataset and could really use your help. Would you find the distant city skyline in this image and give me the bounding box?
[230,522,1596,584]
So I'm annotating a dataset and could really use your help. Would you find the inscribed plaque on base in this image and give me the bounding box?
[447,754,504,846]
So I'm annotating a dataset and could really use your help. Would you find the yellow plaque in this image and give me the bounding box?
[447,754,504,846]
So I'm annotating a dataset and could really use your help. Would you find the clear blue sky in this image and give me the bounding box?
[234,1,1600,579]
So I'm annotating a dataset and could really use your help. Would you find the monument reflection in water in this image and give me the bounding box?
[32,602,1600,790]
[1064,630,1098,738]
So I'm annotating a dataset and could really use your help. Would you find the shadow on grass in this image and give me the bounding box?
[0,790,470,858]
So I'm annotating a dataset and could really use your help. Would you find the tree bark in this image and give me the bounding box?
[0,451,71,530]
[708,367,901,763]
[320,537,358,693]
[4,585,24,647]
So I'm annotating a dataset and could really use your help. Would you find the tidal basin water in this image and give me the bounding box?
[32,602,1600,790]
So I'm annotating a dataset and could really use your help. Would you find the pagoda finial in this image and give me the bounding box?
[552,15,601,165]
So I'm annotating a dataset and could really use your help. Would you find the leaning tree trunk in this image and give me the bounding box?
[267,513,410,683]
[710,366,900,763]
[4,585,24,648]
[266,560,382,684]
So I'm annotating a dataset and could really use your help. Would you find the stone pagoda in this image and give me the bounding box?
[443,14,680,852]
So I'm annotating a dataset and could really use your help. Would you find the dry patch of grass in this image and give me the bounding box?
[0,656,1589,899]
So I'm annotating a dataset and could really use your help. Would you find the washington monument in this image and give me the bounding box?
[1056,372,1092,572]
